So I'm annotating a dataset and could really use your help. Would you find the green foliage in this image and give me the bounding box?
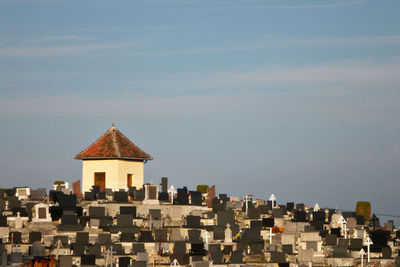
[54,181,65,185]
[196,185,209,193]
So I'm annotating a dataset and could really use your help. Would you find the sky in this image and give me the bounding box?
[0,0,399,221]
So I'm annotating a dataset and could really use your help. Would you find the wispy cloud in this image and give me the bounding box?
[145,34,400,56]
[25,35,95,44]
[1,58,399,124]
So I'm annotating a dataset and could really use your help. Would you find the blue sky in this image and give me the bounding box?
[1,0,400,220]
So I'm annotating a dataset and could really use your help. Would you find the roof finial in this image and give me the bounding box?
[112,122,115,128]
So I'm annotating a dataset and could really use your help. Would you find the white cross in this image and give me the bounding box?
[266,228,276,244]
[342,222,349,239]
[313,203,320,212]
[337,215,347,237]
[269,194,276,208]
[171,259,180,266]
[203,231,211,251]
[363,237,373,263]
[168,185,176,204]
[359,248,366,267]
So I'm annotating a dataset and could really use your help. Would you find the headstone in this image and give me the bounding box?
[332,247,347,257]
[98,233,111,245]
[382,247,392,258]
[225,224,232,243]
[325,234,338,246]
[8,196,21,209]
[9,231,22,244]
[31,241,45,256]
[137,252,148,262]
[330,228,341,237]
[210,251,224,263]
[190,243,206,256]
[81,255,96,265]
[250,220,263,230]
[217,210,234,227]
[29,231,42,243]
[286,202,294,212]
[190,191,203,206]
[230,250,243,263]
[149,209,161,220]
[121,232,135,242]
[349,238,362,250]
[158,192,169,202]
[298,248,313,263]
[270,251,286,263]
[132,243,145,253]
[76,232,89,245]
[89,206,105,218]
[282,244,293,255]
[139,231,154,242]
[114,191,128,203]
[144,184,159,204]
[30,188,46,200]
[161,177,168,193]
[213,226,225,240]
[293,211,307,222]
[120,206,136,218]
[73,244,85,256]
[173,242,186,253]
[188,230,201,243]
[11,252,22,264]
[154,229,167,242]
[247,207,261,219]
[262,218,274,227]
[134,189,145,201]
[272,208,283,218]
[338,238,349,248]
[59,255,73,267]
[187,216,201,228]
[119,257,131,267]
[176,187,189,205]
[117,214,133,227]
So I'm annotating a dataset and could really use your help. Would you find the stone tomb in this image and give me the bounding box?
[32,203,52,222]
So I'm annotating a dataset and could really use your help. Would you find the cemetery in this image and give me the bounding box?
[0,126,399,266]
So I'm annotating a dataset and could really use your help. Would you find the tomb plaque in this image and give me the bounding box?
[38,207,46,219]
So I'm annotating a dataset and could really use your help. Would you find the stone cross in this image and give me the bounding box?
[359,248,366,267]
[170,259,180,266]
[363,236,373,263]
[269,194,276,208]
[267,228,276,244]
[168,185,176,204]
[313,203,320,212]
[337,215,347,237]
[224,224,232,243]
[203,231,211,251]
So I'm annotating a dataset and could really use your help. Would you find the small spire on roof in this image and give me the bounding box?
[112,122,115,128]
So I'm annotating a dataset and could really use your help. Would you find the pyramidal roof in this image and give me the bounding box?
[75,126,153,161]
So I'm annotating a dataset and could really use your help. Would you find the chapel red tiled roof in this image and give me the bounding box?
[74,126,153,160]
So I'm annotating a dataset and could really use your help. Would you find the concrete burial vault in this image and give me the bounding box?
[75,124,153,193]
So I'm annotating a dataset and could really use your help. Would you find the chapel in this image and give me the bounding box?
[75,124,152,193]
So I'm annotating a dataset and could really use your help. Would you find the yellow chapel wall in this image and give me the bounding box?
[81,159,144,192]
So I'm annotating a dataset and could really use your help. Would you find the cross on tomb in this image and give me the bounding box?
[202,231,211,251]
[314,203,320,212]
[168,185,176,204]
[171,259,180,267]
[359,248,366,267]
[266,228,276,244]
[269,194,276,208]
[363,236,373,263]
[337,215,348,238]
